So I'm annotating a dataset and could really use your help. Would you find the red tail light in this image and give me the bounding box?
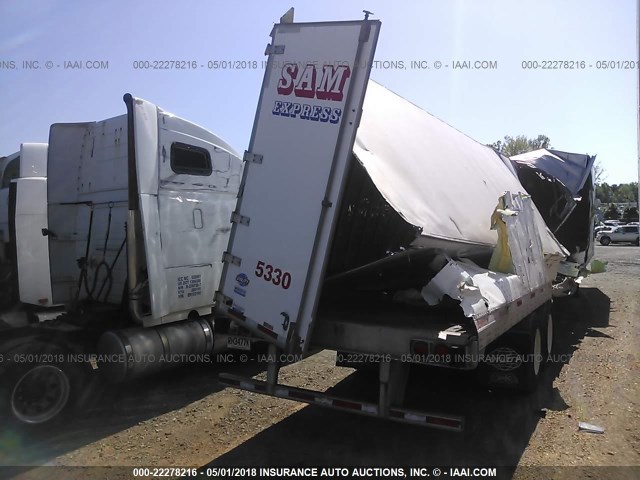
[413,341,429,355]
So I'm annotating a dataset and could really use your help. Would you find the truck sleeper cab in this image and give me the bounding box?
[0,95,242,426]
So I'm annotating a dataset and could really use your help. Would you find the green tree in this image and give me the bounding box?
[597,183,612,203]
[622,207,639,222]
[597,182,639,204]
[488,134,551,156]
[604,204,620,220]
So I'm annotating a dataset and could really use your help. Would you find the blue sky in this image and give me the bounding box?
[0,0,638,184]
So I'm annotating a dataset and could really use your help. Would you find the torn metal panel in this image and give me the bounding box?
[511,149,595,197]
[553,172,595,274]
[421,192,562,318]
[510,149,596,278]
[491,192,553,289]
[420,258,527,318]
[508,164,576,232]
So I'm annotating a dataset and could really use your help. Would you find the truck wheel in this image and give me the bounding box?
[1,346,89,427]
[635,237,639,246]
[10,365,71,424]
[519,325,543,393]
[477,315,544,393]
[599,236,611,246]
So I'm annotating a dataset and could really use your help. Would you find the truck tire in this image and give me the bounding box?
[0,345,91,428]
[599,236,611,246]
[476,314,544,393]
[519,324,543,393]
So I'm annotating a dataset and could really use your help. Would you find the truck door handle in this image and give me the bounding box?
[193,209,203,229]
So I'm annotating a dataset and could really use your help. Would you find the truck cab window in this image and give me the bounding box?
[1,156,19,188]
[170,143,212,176]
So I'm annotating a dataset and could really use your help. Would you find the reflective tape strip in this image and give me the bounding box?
[333,399,362,411]
[218,374,464,432]
[258,323,278,339]
[390,408,464,431]
[315,397,333,407]
[361,404,378,415]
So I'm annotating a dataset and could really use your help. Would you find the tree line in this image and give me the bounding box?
[596,182,638,204]
[488,134,636,205]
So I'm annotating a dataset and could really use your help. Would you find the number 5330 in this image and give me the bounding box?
[255,260,292,290]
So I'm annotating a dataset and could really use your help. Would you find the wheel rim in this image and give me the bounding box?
[11,365,70,424]
[533,329,542,376]
[547,314,553,356]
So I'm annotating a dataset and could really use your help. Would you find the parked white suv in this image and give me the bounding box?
[596,225,640,246]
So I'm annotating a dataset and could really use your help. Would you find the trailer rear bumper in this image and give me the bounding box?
[218,372,464,432]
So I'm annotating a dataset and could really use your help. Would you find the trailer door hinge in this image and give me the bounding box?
[231,211,250,226]
[322,199,333,208]
[243,151,263,164]
[222,252,242,267]
[280,312,290,331]
[265,44,285,55]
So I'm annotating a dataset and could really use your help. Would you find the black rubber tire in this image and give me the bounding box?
[0,345,91,428]
[477,314,544,394]
[599,236,611,246]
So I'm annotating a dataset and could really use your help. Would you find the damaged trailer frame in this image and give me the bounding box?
[510,149,597,297]
[223,192,558,431]
[216,11,566,431]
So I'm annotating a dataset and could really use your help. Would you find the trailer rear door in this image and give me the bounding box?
[218,17,380,352]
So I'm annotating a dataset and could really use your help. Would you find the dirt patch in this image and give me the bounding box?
[3,246,639,479]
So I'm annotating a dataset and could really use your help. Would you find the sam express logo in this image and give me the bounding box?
[272,63,351,124]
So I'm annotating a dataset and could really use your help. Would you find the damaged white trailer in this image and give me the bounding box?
[216,11,567,431]
[510,149,596,296]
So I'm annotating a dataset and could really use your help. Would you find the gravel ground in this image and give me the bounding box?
[1,245,638,479]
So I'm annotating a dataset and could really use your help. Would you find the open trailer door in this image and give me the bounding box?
[217,12,380,353]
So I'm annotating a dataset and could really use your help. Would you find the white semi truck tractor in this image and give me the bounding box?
[0,96,243,426]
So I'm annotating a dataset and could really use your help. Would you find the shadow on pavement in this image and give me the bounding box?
[0,352,266,473]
